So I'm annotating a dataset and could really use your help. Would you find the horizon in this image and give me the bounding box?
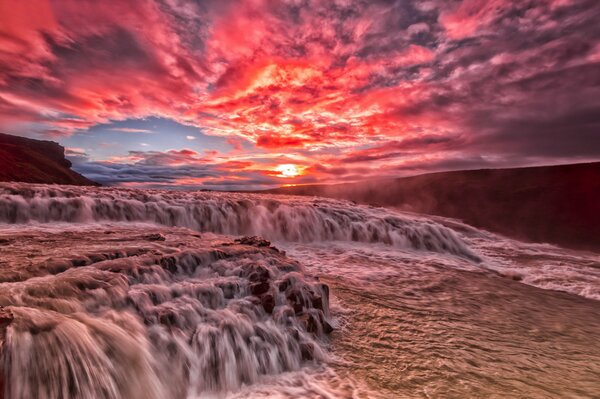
[3,131,598,192]
[1,0,599,190]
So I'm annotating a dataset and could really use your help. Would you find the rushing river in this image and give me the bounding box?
[0,183,599,398]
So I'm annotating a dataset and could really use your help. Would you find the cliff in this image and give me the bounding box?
[0,133,98,186]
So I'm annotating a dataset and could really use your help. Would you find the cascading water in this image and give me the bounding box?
[0,183,478,261]
[2,183,599,398]
[0,227,333,399]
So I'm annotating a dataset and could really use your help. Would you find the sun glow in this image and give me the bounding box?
[274,164,301,178]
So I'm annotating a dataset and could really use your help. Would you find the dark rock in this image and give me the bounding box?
[144,233,166,241]
[278,278,291,292]
[299,310,334,335]
[0,132,99,185]
[314,310,334,333]
[312,295,323,311]
[293,303,303,314]
[247,265,270,283]
[250,281,270,296]
[71,257,90,267]
[88,253,111,263]
[45,259,70,275]
[235,236,271,247]
[261,293,276,313]
[287,327,300,340]
[323,320,334,334]
[305,313,319,334]
[247,296,261,306]
[0,307,13,331]
[287,291,305,314]
[316,283,330,299]
[159,312,177,326]
[218,281,238,299]
[160,256,178,273]
[300,342,314,361]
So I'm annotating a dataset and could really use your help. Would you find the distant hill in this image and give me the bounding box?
[266,163,600,251]
[0,133,98,186]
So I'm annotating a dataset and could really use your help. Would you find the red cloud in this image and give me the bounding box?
[256,134,307,149]
[1,0,599,188]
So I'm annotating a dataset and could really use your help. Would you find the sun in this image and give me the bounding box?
[274,164,300,178]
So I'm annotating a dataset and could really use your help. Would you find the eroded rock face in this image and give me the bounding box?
[0,226,332,399]
[0,133,98,186]
[234,236,272,247]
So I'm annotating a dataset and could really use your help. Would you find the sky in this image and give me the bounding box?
[0,0,599,190]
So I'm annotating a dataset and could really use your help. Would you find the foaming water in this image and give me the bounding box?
[0,183,478,260]
[0,226,339,398]
[283,241,600,397]
[1,183,600,398]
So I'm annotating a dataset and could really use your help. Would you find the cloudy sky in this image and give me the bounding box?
[1,0,599,189]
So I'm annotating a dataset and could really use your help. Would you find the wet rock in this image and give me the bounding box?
[314,310,334,333]
[247,265,270,283]
[218,281,238,299]
[316,283,330,299]
[71,256,90,267]
[144,233,166,241]
[278,278,291,292]
[250,281,270,296]
[45,259,70,275]
[323,320,334,334]
[87,253,106,263]
[305,313,319,334]
[274,307,295,325]
[0,307,13,332]
[261,293,276,314]
[312,295,324,311]
[287,327,300,340]
[287,291,305,314]
[159,312,177,327]
[300,342,314,361]
[160,256,178,273]
[300,310,334,335]
[247,296,261,306]
[235,236,271,247]
[293,303,303,314]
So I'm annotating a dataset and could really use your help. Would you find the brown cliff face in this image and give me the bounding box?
[0,133,98,186]
[266,162,600,251]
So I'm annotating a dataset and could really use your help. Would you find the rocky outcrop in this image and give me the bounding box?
[0,133,97,186]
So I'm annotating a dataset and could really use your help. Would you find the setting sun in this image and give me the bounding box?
[274,164,300,178]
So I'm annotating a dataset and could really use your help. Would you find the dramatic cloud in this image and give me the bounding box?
[69,147,319,190]
[1,0,599,188]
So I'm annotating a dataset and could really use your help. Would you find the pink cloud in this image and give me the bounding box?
[1,0,599,188]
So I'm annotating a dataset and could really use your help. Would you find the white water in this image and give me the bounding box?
[1,183,599,398]
[1,224,339,398]
[0,183,478,260]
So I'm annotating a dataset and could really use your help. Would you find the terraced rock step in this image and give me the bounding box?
[0,226,332,399]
